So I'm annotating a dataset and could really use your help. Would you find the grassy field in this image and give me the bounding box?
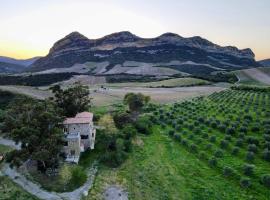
[235,67,270,86]
[88,89,270,200]
[88,131,268,200]
[103,77,209,88]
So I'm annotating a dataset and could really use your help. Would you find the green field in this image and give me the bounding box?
[88,89,270,200]
[103,77,210,88]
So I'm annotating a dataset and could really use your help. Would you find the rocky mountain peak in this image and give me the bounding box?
[49,31,91,54]
[97,31,140,44]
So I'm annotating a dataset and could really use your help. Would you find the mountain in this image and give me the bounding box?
[259,59,270,67]
[0,56,41,73]
[0,56,41,67]
[0,62,25,73]
[29,31,260,76]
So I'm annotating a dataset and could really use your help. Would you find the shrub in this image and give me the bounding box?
[209,136,216,143]
[262,149,270,162]
[195,138,203,144]
[135,116,152,135]
[260,174,270,188]
[226,127,236,135]
[231,147,240,155]
[246,136,259,146]
[199,151,207,160]
[240,177,251,188]
[214,149,224,158]
[264,134,270,142]
[188,134,194,140]
[223,166,234,177]
[202,133,209,139]
[225,135,232,141]
[174,133,182,142]
[168,130,175,137]
[243,164,255,176]
[205,143,213,151]
[181,139,189,147]
[235,139,244,147]
[264,142,270,150]
[190,143,198,153]
[220,140,229,149]
[208,157,217,167]
[238,133,246,139]
[246,151,255,162]
[247,144,258,153]
[70,166,87,188]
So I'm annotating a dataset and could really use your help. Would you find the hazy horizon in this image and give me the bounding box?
[0,0,269,60]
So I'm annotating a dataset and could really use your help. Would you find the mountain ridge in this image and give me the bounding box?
[27,31,260,73]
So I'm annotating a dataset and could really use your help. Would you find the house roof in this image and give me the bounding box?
[63,112,93,124]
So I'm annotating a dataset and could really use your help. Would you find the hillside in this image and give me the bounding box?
[0,56,40,73]
[29,31,260,77]
[234,67,270,86]
[0,61,26,73]
[259,59,270,67]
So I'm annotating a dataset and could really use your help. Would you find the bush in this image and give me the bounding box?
[240,177,251,188]
[190,143,198,153]
[208,157,217,167]
[220,140,229,149]
[121,125,138,139]
[226,127,236,135]
[181,139,189,147]
[231,147,240,155]
[199,151,207,160]
[247,144,258,153]
[224,135,232,141]
[214,149,224,158]
[205,143,213,151]
[135,116,152,135]
[260,174,270,188]
[235,139,244,147]
[243,164,255,176]
[209,136,216,143]
[246,136,259,146]
[174,133,182,142]
[246,151,255,162]
[262,149,270,162]
[69,166,87,188]
[168,130,175,137]
[223,166,234,177]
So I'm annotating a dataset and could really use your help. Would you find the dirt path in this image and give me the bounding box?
[0,138,98,200]
[0,137,21,150]
[1,163,97,200]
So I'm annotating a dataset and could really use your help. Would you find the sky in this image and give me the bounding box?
[0,0,269,60]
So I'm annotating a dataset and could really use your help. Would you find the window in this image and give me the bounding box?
[92,133,94,137]
[64,141,68,146]
[81,135,89,139]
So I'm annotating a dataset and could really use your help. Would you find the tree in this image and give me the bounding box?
[50,82,91,117]
[98,114,117,134]
[4,97,64,172]
[124,93,150,113]
[113,111,132,129]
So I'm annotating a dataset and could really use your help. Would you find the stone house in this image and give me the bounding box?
[63,112,96,163]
